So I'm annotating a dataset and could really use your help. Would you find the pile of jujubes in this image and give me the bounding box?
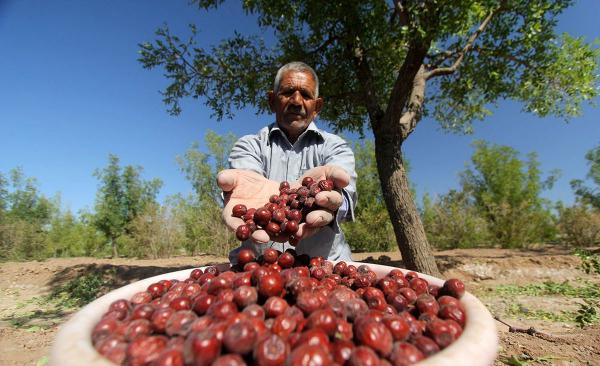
[232,177,335,245]
[92,249,467,365]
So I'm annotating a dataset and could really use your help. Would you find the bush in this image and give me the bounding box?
[460,141,558,248]
[342,203,397,252]
[558,205,600,247]
[124,202,184,258]
[421,191,490,249]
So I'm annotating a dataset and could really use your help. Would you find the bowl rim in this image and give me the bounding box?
[49,261,498,366]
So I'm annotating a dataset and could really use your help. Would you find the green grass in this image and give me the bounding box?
[494,280,600,299]
[2,269,117,330]
[499,354,559,366]
[48,268,116,307]
[505,302,575,323]
[491,277,600,326]
[574,249,600,275]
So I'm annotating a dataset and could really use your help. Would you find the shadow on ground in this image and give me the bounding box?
[1,308,69,329]
[47,261,227,294]
[1,261,229,329]
[357,254,466,275]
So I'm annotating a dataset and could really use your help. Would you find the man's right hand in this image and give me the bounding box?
[217,169,281,244]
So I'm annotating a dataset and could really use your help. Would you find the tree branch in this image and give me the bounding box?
[393,0,410,28]
[400,65,427,140]
[426,48,461,69]
[351,45,385,130]
[425,6,500,80]
[383,41,431,139]
[472,46,533,69]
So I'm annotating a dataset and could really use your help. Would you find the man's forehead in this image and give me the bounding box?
[280,70,316,87]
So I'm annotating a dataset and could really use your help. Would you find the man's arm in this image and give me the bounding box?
[323,135,358,223]
[228,135,264,174]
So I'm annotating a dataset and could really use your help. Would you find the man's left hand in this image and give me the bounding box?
[294,165,350,241]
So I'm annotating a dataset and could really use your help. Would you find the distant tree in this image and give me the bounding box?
[557,203,600,247]
[176,131,238,256]
[0,172,7,219]
[461,141,558,247]
[127,201,184,258]
[571,143,600,209]
[139,0,598,274]
[421,190,490,249]
[93,155,162,257]
[5,168,54,223]
[342,139,396,252]
[0,168,56,260]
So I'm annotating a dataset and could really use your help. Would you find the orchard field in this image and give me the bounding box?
[0,246,598,366]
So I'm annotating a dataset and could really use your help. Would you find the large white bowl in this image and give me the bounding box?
[50,261,498,366]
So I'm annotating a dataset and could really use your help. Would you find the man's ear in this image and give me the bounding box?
[314,97,324,115]
[267,91,276,112]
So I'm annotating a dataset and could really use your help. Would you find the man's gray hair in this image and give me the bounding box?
[273,62,319,98]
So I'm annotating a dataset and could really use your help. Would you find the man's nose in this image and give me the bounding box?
[289,90,302,105]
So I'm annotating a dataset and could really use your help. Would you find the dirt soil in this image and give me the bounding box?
[1,247,599,366]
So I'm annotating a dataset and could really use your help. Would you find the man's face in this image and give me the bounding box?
[268,70,323,143]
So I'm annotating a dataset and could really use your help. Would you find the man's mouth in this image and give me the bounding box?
[284,107,306,117]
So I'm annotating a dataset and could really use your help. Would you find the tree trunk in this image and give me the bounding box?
[374,134,441,277]
[111,237,118,258]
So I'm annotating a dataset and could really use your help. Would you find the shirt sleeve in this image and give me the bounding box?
[323,135,357,225]
[228,135,264,175]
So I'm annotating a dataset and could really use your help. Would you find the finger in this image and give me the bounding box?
[304,209,334,228]
[295,223,320,240]
[314,190,343,211]
[217,169,237,192]
[222,210,245,231]
[325,165,350,189]
[251,229,270,244]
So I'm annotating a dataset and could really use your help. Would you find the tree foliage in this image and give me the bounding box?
[138,0,598,274]
[460,140,557,247]
[0,168,56,260]
[175,131,238,256]
[93,155,163,257]
[125,201,184,259]
[571,143,600,209]
[342,139,396,252]
[421,190,491,249]
[557,203,600,247]
[139,0,598,132]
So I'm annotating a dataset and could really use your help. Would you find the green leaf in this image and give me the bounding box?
[36,356,49,366]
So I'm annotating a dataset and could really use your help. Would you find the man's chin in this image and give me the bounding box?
[282,115,309,125]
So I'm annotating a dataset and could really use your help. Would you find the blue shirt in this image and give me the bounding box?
[228,121,357,263]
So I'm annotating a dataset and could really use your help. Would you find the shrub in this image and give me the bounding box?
[558,205,600,247]
[421,191,490,249]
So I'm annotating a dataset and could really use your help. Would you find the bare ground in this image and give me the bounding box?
[0,247,599,366]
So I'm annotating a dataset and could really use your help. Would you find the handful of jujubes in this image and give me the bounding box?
[232,177,335,245]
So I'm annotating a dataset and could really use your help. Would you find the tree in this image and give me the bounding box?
[0,172,7,220]
[139,0,598,274]
[342,139,397,252]
[93,155,162,257]
[571,143,600,209]
[460,141,557,247]
[175,131,238,256]
[0,168,57,260]
[127,201,184,258]
[421,190,490,249]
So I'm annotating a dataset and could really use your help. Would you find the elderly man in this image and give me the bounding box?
[217,61,357,263]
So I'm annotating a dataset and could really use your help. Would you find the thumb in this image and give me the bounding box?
[327,166,350,189]
[217,169,237,192]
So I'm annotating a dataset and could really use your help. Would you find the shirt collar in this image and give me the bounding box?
[268,121,324,145]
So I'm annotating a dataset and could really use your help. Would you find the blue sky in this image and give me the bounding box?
[0,0,598,213]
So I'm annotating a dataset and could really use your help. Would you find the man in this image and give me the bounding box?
[217,61,357,263]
